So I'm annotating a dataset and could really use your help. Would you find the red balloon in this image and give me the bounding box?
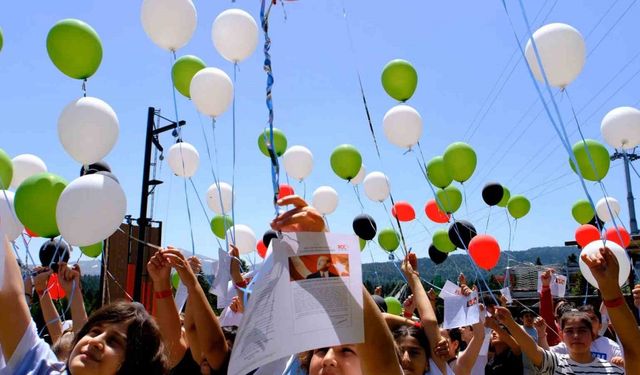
[575,224,600,248]
[606,227,631,248]
[25,228,39,237]
[257,240,268,259]
[47,273,66,300]
[468,235,501,270]
[425,199,450,224]
[278,184,295,200]
[392,201,416,222]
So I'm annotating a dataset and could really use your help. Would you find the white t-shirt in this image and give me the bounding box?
[426,358,455,375]
[1,321,66,374]
[537,349,624,375]
[550,336,622,361]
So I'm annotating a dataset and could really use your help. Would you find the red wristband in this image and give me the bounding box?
[413,321,422,329]
[603,296,625,308]
[154,290,173,299]
[235,279,248,289]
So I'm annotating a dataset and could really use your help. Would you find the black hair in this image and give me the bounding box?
[559,310,593,333]
[448,328,466,352]
[555,300,575,320]
[578,305,602,323]
[393,325,431,358]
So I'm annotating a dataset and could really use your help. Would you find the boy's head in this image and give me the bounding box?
[577,305,602,336]
[559,311,595,355]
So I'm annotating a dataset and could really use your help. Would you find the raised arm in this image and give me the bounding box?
[495,306,543,366]
[539,269,560,346]
[534,316,550,350]
[32,268,63,343]
[485,315,521,355]
[57,263,88,332]
[454,311,486,375]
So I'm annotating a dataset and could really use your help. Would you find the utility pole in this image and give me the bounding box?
[610,151,639,234]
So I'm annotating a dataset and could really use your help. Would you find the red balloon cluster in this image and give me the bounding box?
[257,240,268,259]
[605,227,631,248]
[575,224,600,248]
[25,228,38,237]
[278,184,295,200]
[425,199,449,224]
[468,235,501,270]
[47,273,66,300]
[392,201,416,222]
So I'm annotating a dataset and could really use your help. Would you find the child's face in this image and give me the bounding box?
[562,318,594,354]
[68,321,128,375]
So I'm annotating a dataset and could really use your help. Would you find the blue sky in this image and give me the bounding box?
[2,0,640,266]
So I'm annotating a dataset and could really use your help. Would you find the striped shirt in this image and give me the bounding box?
[537,350,624,375]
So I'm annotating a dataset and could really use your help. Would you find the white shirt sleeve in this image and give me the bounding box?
[2,321,64,374]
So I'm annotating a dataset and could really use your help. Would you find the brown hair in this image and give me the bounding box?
[559,310,593,332]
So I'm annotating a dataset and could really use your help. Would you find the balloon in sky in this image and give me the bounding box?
[56,174,126,246]
[283,146,313,181]
[80,241,103,258]
[601,106,640,149]
[391,201,415,222]
[482,183,504,206]
[210,215,233,239]
[190,67,233,117]
[363,171,390,202]
[227,224,256,255]
[258,128,287,158]
[278,184,295,200]
[569,139,610,181]
[0,27,3,53]
[47,19,102,79]
[58,97,119,165]
[595,196,620,223]
[433,229,456,253]
[426,156,452,189]
[141,0,196,51]
[257,240,268,259]
[429,245,448,265]
[172,55,206,98]
[80,161,112,176]
[0,149,12,189]
[606,227,631,248]
[436,185,462,214]
[312,186,339,215]
[212,9,258,63]
[378,228,400,252]
[350,164,366,185]
[15,173,67,239]
[384,296,403,316]
[574,224,600,248]
[524,23,585,88]
[497,186,510,208]
[330,144,362,181]
[10,154,47,190]
[39,239,71,272]
[383,104,423,149]
[353,214,377,241]
[468,235,501,270]
[381,59,418,102]
[507,195,530,219]
[448,220,477,249]
[263,229,278,249]
[425,199,449,224]
[0,191,23,241]
[207,182,233,214]
[579,240,630,288]
[443,142,477,183]
[571,200,595,224]
[167,142,199,177]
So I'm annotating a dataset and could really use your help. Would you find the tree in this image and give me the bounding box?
[535,257,543,266]
[567,253,578,265]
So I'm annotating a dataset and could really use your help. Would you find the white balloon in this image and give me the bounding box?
[141,0,196,51]
[601,106,640,149]
[312,186,339,215]
[212,9,258,63]
[227,224,256,255]
[524,23,585,88]
[579,240,630,288]
[596,197,621,222]
[207,182,233,214]
[0,191,24,241]
[56,174,127,246]
[10,154,47,189]
[350,165,366,185]
[363,171,390,202]
[283,146,314,181]
[58,97,119,165]
[383,104,423,148]
[167,142,199,177]
[190,67,234,117]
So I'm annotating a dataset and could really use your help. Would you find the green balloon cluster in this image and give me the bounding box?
[507,195,530,219]
[433,229,456,253]
[14,173,68,238]
[381,59,418,102]
[258,128,287,158]
[427,156,452,188]
[330,144,362,181]
[436,186,462,214]
[384,296,403,316]
[443,142,477,183]
[378,228,400,252]
[497,186,510,208]
[0,149,12,189]
[47,19,102,80]
[569,139,610,181]
[172,55,206,98]
[572,200,594,224]
[210,215,233,239]
[81,242,103,258]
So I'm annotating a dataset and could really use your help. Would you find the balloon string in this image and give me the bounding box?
[189,177,225,251]
[485,206,492,234]
[210,118,234,249]
[82,79,87,98]
[182,176,196,256]
[231,62,238,247]
[353,185,365,212]
[463,183,469,216]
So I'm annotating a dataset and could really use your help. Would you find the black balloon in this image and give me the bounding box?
[96,171,120,184]
[429,244,448,265]
[448,220,477,249]
[587,215,605,231]
[263,230,278,248]
[80,161,112,176]
[352,214,377,240]
[39,238,71,273]
[482,183,504,206]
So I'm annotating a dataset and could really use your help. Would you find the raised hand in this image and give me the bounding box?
[147,250,172,288]
[401,253,419,280]
[494,306,515,325]
[533,316,546,335]
[270,195,326,233]
[33,267,52,295]
[403,294,415,318]
[187,256,202,274]
[540,269,553,287]
[163,247,198,290]
[374,286,383,296]
[632,284,640,308]
[58,263,81,296]
[433,337,450,360]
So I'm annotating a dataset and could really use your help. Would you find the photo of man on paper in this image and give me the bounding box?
[288,254,350,281]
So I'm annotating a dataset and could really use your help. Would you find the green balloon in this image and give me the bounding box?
[257,128,287,157]
[14,173,67,238]
[385,296,403,316]
[427,156,452,188]
[172,55,206,98]
[330,144,362,180]
[359,238,366,251]
[507,195,530,219]
[497,186,510,208]
[436,186,462,214]
[572,200,595,224]
[378,228,400,252]
[443,142,477,183]
[210,215,233,239]
[381,59,418,102]
[46,19,102,79]
[171,272,180,290]
[80,242,103,258]
[0,27,3,53]
[0,149,12,189]
[569,139,610,181]
[433,230,456,253]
